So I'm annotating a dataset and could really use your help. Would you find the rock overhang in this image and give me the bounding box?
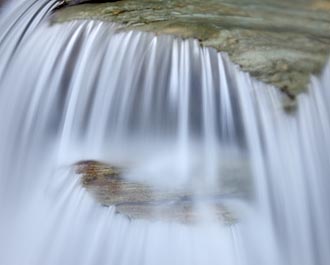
[52,0,330,102]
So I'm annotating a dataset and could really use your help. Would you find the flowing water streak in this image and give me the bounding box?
[0,0,59,81]
[0,2,330,265]
[0,19,251,265]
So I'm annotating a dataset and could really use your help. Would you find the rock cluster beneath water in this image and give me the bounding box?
[53,0,330,97]
[75,160,247,224]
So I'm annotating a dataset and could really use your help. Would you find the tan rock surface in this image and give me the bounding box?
[75,160,246,224]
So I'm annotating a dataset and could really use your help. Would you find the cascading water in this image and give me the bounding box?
[0,1,329,265]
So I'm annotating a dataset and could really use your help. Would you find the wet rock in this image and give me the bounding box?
[63,0,120,6]
[75,160,249,224]
[52,0,330,98]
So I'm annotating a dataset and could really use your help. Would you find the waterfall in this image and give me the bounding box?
[0,0,58,80]
[0,1,329,265]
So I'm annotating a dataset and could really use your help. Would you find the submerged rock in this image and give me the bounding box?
[75,160,250,224]
[53,0,330,98]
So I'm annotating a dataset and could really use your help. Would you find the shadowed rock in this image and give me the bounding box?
[75,160,251,224]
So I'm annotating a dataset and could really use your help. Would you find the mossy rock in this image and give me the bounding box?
[53,0,330,99]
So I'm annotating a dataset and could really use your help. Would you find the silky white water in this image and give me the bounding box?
[0,1,329,265]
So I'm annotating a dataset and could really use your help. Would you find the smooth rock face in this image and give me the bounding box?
[75,160,250,224]
[53,0,330,97]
